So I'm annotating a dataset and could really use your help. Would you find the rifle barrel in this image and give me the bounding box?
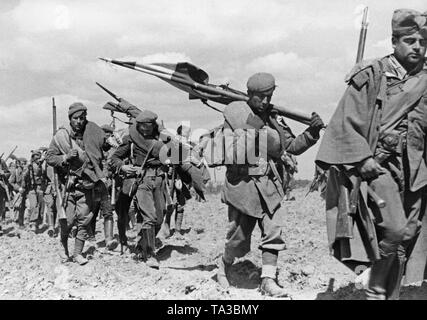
[5,145,18,161]
[356,7,369,63]
[96,82,120,102]
[52,97,57,135]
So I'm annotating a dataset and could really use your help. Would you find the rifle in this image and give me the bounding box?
[96,82,141,119]
[0,145,18,204]
[51,97,67,220]
[110,115,117,206]
[5,146,18,162]
[335,7,370,239]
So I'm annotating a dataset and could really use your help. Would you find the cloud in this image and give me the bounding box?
[11,1,70,33]
[245,52,314,77]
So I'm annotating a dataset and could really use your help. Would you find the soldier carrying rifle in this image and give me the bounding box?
[216,73,324,297]
[22,149,47,233]
[46,102,113,265]
[316,9,427,299]
[110,110,169,269]
[0,157,11,235]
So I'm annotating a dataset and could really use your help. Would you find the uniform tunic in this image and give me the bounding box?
[9,165,26,225]
[316,55,427,283]
[22,161,46,225]
[46,121,108,241]
[110,124,167,230]
[221,102,318,259]
[0,159,11,221]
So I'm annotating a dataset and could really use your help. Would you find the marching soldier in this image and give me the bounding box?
[87,124,118,250]
[216,72,324,297]
[0,158,11,235]
[9,158,27,228]
[9,157,27,228]
[316,9,427,299]
[22,150,47,233]
[40,147,58,238]
[110,110,169,269]
[46,102,112,265]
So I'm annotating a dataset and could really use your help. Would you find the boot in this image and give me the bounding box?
[135,228,148,262]
[175,209,184,234]
[58,219,70,262]
[73,238,88,266]
[120,242,131,255]
[365,254,395,300]
[386,253,406,300]
[89,215,97,239]
[59,238,70,262]
[161,205,174,238]
[46,212,54,238]
[104,218,118,250]
[259,277,291,298]
[59,224,71,262]
[217,256,232,289]
[145,227,160,269]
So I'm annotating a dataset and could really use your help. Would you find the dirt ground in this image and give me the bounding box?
[1,185,427,300]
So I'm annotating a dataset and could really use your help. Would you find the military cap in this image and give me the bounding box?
[246,73,276,93]
[392,9,427,37]
[68,102,87,118]
[101,124,114,133]
[136,110,158,123]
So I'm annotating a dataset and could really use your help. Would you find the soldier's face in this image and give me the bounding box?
[248,91,273,114]
[393,33,427,67]
[70,112,87,132]
[137,122,155,137]
[32,155,41,164]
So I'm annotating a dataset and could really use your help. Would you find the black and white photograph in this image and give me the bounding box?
[0,0,426,307]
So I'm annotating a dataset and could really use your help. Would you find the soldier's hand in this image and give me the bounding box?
[309,112,324,133]
[19,187,25,194]
[66,149,78,161]
[106,136,119,149]
[357,157,385,180]
[120,164,137,175]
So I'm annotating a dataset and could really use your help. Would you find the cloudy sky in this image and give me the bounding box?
[0,0,425,179]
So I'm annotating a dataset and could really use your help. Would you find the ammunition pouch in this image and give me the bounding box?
[377,133,407,156]
[122,177,138,198]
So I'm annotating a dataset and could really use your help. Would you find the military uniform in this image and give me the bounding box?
[22,151,47,232]
[316,9,427,299]
[0,159,11,234]
[217,73,321,295]
[110,110,168,267]
[9,158,27,227]
[46,102,110,265]
[88,124,118,250]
